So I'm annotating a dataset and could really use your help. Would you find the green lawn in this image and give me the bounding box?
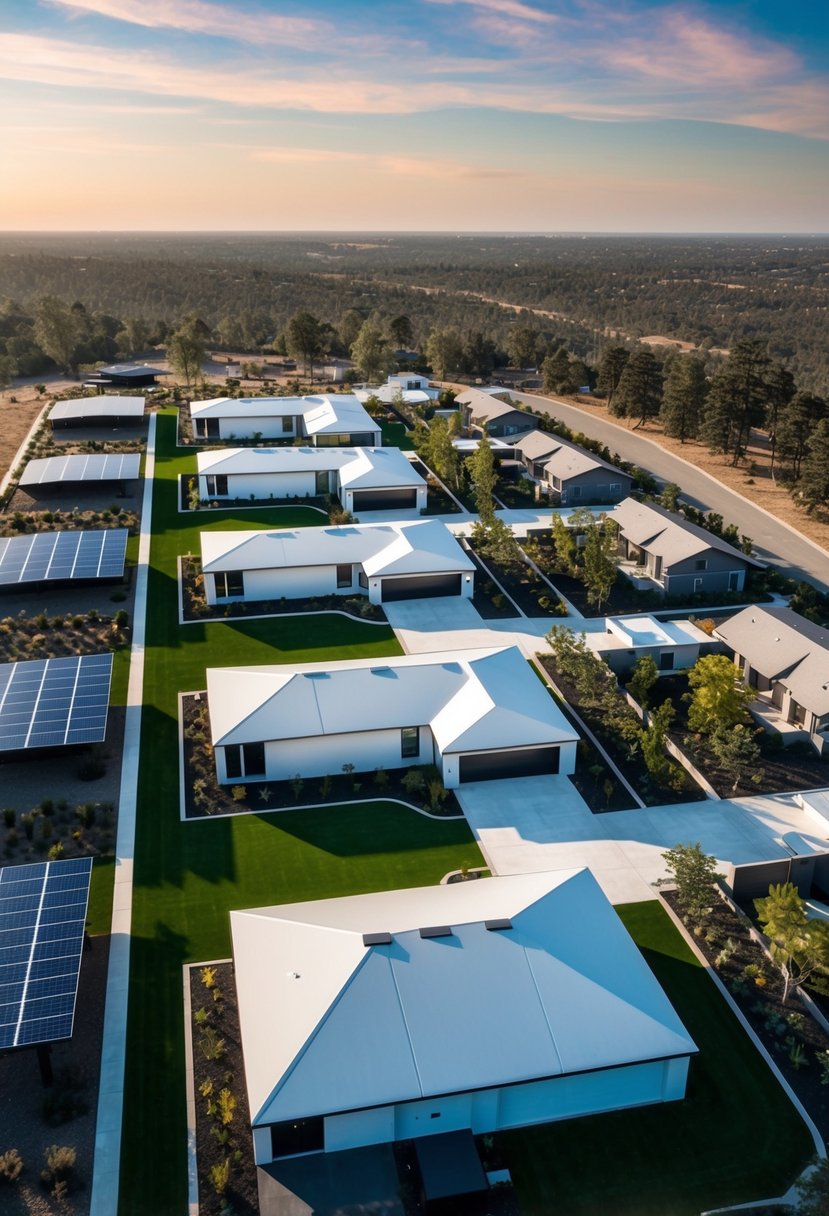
[119,411,483,1215]
[87,855,116,935]
[501,900,814,1215]
[381,419,414,450]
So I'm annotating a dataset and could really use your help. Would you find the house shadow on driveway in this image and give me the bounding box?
[257,1144,404,1216]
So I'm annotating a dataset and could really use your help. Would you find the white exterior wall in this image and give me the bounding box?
[217,417,297,441]
[198,470,318,501]
[244,565,355,602]
[252,1127,272,1166]
[216,725,433,784]
[305,1057,689,1157]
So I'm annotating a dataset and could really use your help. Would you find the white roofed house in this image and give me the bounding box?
[584,614,714,677]
[715,606,829,754]
[229,870,697,1165]
[613,498,764,599]
[355,373,439,405]
[196,446,427,514]
[516,430,633,506]
[189,394,381,445]
[206,645,579,788]
[200,519,475,607]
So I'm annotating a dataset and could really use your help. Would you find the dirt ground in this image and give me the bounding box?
[534,391,829,552]
[0,387,55,485]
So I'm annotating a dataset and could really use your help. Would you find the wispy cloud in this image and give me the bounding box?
[42,0,324,47]
[424,0,556,22]
[252,145,526,180]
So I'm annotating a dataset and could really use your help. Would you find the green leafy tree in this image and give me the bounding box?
[33,296,85,374]
[166,317,207,386]
[473,514,523,568]
[628,655,659,708]
[581,517,619,611]
[0,354,16,391]
[641,699,679,786]
[686,653,753,734]
[423,416,461,491]
[596,345,629,407]
[798,418,829,512]
[541,347,572,393]
[764,361,795,471]
[338,309,365,353]
[551,511,578,574]
[389,314,413,349]
[611,350,663,428]
[755,882,829,1004]
[469,436,497,525]
[709,723,764,792]
[350,321,395,383]
[660,842,724,921]
[660,354,706,442]
[425,327,464,379]
[114,316,151,358]
[507,325,541,369]
[463,331,497,378]
[286,310,324,377]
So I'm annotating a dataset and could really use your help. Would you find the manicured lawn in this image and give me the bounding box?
[382,419,414,450]
[501,900,814,1215]
[119,411,483,1215]
[87,855,116,935]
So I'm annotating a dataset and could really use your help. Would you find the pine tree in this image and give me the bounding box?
[660,354,706,442]
[777,392,827,480]
[798,418,829,512]
[611,351,663,428]
[764,361,795,471]
[699,340,771,464]
[596,345,629,407]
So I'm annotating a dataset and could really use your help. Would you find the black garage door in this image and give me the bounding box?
[352,488,418,511]
[381,573,462,602]
[459,746,560,782]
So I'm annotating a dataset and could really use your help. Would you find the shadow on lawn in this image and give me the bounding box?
[254,802,474,858]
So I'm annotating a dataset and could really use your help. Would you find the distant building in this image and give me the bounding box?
[456,387,540,438]
[84,363,170,390]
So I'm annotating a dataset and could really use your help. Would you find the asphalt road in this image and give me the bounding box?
[513,389,829,593]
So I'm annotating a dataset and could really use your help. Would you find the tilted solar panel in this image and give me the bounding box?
[0,529,128,586]
[0,857,92,1049]
[0,654,113,752]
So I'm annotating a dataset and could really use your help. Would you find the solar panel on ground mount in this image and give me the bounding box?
[19,453,140,486]
[0,529,128,587]
[0,653,113,752]
[0,857,92,1049]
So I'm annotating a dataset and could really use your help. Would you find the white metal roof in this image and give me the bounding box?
[189,393,378,436]
[49,396,145,422]
[230,869,697,1127]
[196,445,423,491]
[200,519,474,579]
[19,453,141,486]
[206,645,578,752]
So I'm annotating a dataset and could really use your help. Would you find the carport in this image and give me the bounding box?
[457,745,560,782]
[352,487,418,511]
[380,573,462,601]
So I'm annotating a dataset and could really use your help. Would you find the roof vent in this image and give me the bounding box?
[362,932,392,946]
[485,918,513,932]
[419,925,452,939]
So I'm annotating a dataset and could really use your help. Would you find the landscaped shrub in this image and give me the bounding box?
[0,1149,23,1182]
[40,1145,76,1194]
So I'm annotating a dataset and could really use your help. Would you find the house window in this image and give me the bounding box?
[693,577,703,593]
[401,727,419,759]
[205,474,228,497]
[695,559,708,571]
[728,571,740,591]
[270,1117,324,1159]
[570,485,582,499]
[659,651,674,671]
[282,416,293,433]
[315,470,330,495]
[358,571,368,589]
[224,745,242,780]
[214,570,244,598]
[336,564,352,589]
[242,742,265,776]
[609,482,621,494]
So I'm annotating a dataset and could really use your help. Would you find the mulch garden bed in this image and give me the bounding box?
[180,556,386,623]
[0,506,138,537]
[465,550,521,619]
[664,887,829,1142]
[523,534,663,617]
[467,540,568,618]
[0,608,130,665]
[189,962,258,1216]
[651,674,829,798]
[182,694,462,820]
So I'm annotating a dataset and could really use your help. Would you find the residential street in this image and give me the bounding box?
[513,390,829,592]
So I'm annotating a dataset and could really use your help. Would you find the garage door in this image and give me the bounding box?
[458,746,560,782]
[352,488,418,511]
[381,573,462,601]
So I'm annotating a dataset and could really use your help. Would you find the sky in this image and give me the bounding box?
[0,0,827,232]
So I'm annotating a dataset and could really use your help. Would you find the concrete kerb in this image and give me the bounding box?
[89,413,156,1216]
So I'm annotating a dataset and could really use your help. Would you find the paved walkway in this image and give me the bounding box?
[383,597,556,657]
[457,777,829,905]
[89,415,156,1215]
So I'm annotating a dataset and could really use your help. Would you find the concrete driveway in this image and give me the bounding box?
[456,776,829,906]
[383,596,555,656]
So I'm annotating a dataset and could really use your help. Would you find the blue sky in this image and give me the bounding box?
[0,0,826,230]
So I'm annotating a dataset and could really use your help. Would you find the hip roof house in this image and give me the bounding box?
[200,519,475,606]
[206,645,579,787]
[196,446,427,514]
[613,497,764,598]
[230,869,697,1165]
[715,605,829,754]
[190,394,381,445]
[516,429,633,505]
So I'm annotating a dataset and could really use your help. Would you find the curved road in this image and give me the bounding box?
[513,389,829,593]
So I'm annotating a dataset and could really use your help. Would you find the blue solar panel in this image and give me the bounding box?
[0,653,112,752]
[0,529,127,587]
[0,858,92,1049]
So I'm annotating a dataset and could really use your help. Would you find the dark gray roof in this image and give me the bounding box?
[613,498,764,568]
[715,606,829,715]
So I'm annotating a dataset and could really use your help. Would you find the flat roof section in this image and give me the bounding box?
[19,454,141,487]
[0,529,128,587]
[0,857,93,1048]
[49,397,145,422]
[0,653,113,752]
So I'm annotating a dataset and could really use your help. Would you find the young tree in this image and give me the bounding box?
[424,416,461,491]
[686,654,753,734]
[660,842,724,921]
[755,882,829,1005]
[611,351,663,429]
[596,345,629,407]
[551,511,577,574]
[473,514,523,568]
[581,517,619,611]
[641,699,680,786]
[350,321,395,383]
[469,436,497,525]
[286,310,324,377]
[167,317,207,386]
[709,724,764,792]
[660,354,706,442]
[628,655,658,708]
[798,418,829,513]
[425,328,464,379]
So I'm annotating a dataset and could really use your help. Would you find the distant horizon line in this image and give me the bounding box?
[0,229,827,239]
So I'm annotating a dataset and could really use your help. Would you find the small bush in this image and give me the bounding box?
[48,842,64,861]
[41,1144,76,1190]
[0,1148,23,1182]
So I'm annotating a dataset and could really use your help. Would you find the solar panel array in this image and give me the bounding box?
[0,653,113,752]
[19,453,141,487]
[0,858,92,1048]
[0,529,128,587]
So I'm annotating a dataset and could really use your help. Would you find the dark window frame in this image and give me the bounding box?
[336,564,353,589]
[401,726,419,759]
